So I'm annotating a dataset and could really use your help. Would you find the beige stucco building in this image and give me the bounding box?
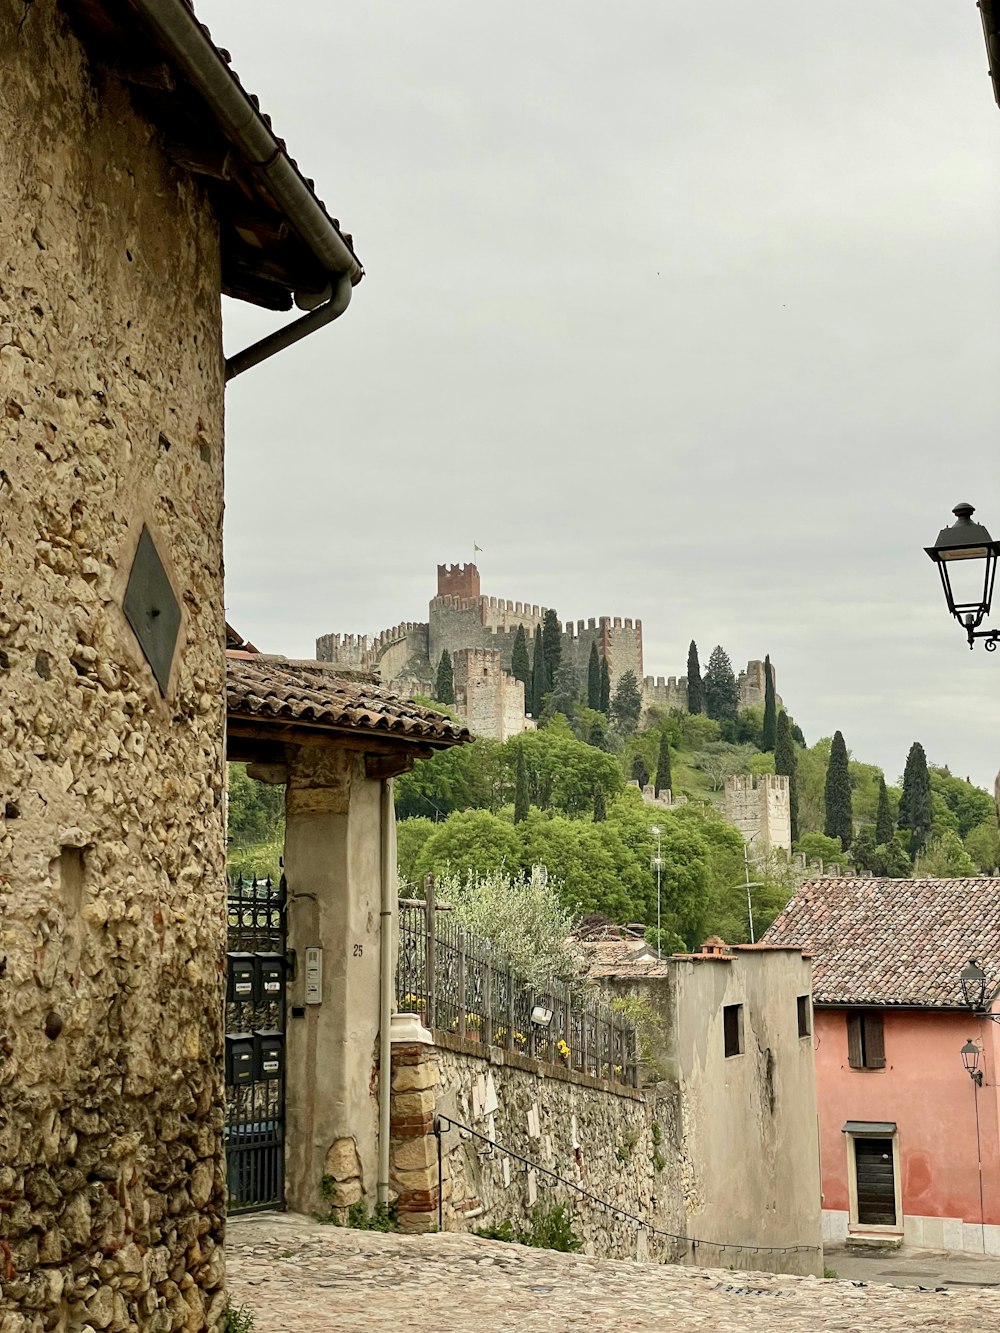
[586,934,823,1275]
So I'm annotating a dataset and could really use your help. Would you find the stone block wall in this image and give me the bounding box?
[1,6,227,1329]
[452,649,529,741]
[724,775,792,853]
[414,1036,686,1263]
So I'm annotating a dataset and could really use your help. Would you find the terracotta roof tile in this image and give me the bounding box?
[762,877,1000,1008]
[226,652,469,747]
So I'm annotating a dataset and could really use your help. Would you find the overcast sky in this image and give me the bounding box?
[201,1,1000,791]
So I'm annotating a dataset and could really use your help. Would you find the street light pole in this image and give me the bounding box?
[743,836,758,943]
[651,825,663,958]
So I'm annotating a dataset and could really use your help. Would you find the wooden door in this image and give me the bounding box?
[854,1137,896,1226]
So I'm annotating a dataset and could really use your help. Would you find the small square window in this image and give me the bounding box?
[723,1003,744,1058]
[797,995,811,1038]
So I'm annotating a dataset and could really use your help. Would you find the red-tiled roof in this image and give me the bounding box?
[762,878,1000,1008]
[581,936,660,977]
[226,653,469,747]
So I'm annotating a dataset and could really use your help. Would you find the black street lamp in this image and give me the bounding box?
[958,958,1000,1021]
[961,1038,984,1086]
[926,503,1000,650]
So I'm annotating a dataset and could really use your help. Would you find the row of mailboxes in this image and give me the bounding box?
[226,952,285,1005]
[225,1030,284,1085]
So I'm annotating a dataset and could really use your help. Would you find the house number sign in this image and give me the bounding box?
[305,947,323,1004]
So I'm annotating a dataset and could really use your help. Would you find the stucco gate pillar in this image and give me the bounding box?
[281,746,383,1214]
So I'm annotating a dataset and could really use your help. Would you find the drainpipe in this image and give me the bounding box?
[225,272,352,381]
[378,778,395,1208]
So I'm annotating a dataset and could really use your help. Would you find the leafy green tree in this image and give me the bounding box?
[773,710,799,843]
[541,608,562,690]
[599,658,611,715]
[587,642,601,711]
[762,654,776,751]
[511,723,623,818]
[587,715,610,751]
[228,763,285,846]
[898,741,933,853]
[796,831,842,863]
[631,754,650,789]
[916,830,976,878]
[929,767,996,839]
[703,646,738,723]
[544,659,580,724]
[530,625,545,718]
[965,821,1000,873]
[511,625,530,695]
[610,668,643,734]
[413,809,522,882]
[593,787,607,822]
[734,706,764,749]
[686,641,703,715]
[655,731,672,798]
[851,826,911,878]
[514,747,529,824]
[435,649,455,705]
[823,730,852,849]
[875,776,893,845]
[396,817,436,882]
[394,738,506,819]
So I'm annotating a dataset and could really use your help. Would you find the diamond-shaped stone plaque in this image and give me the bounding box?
[123,525,181,695]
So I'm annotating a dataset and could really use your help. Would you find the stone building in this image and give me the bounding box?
[1,4,362,1329]
[724,774,793,854]
[452,648,533,741]
[316,562,777,737]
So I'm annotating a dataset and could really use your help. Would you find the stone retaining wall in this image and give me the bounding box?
[392,1034,686,1263]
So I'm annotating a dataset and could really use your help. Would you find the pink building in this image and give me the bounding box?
[764,878,1000,1254]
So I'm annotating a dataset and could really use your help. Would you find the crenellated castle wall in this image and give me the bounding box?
[452,648,532,741]
[724,774,792,853]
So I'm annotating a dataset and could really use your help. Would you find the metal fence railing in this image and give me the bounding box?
[396,877,637,1087]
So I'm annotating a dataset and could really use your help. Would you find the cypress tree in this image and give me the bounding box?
[631,754,650,789]
[655,730,672,798]
[530,625,545,718]
[762,654,777,751]
[588,716,609,750]
[703,645,739,722]
[875,776,894,846]
[435,649,454,705]
[513,747,529,824]
[541,608,562,690]
[511,625,530,694]
[587,641,601,710]
[599,658,611,714]
[898,741,933,853]
[687,640,703,714]
[823,730,853,849]
[593,786,607,822]
[774,709,799,844]
[611,669,643,734]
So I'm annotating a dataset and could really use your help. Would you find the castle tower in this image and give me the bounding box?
[437,562,480,600]
[724,774,792,854]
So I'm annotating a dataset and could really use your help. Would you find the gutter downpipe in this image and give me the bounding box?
[378,778,395,1208]
[131,0,362,374]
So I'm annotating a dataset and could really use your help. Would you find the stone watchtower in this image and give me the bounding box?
[437,562,481,600]
[724,774,792,854]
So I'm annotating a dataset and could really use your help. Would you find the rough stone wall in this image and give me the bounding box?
[452,649,529,741]
[737,659,782,712]
[0,6,227,1329]
[437,563,481,600]
[559,618,642,690]
[431,1038,685,1263]
[724,775,792,853]
[643,675,689,712]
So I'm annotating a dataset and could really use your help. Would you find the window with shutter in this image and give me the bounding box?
[847,1010,885,1069]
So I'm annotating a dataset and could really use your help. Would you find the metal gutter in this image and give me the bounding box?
[225,272,352,380]
[131,0,361,285]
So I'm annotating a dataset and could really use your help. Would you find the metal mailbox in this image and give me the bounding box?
[225,1033,255,1086]
[255,953,285,1003]
[226,953,256,1004]
[253,1029,284,1081]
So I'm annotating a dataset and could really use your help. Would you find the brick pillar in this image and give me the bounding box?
[389,1042,442,1233]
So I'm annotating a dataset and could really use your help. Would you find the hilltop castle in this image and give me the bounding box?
[316,563,778,739]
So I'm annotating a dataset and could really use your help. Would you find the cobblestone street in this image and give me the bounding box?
[227,1213,1000,1331]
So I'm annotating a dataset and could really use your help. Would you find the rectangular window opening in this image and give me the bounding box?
[797,994,811,1038]
[723,1003,744,1058]
[847,1010,885,1070]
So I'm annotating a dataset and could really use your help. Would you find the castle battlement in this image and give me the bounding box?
[725,774,790,795]
[724,773,791,854]
[437,562,481,600]
[644,674,685,690]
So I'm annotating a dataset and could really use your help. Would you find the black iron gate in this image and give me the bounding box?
[225,874,286,1213]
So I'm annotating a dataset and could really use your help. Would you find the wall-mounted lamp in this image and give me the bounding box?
[958,958,1000,1021]
[925,503,1000,650]
[529,1004,553,1029]
[962,1038,984,1086]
